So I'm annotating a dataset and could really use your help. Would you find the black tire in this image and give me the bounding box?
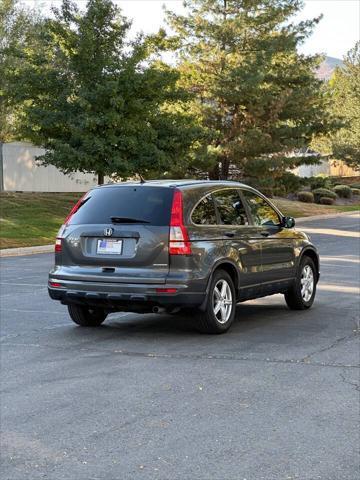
[196,269,236,334]
[285,256,317,310]
[67,304,107,327]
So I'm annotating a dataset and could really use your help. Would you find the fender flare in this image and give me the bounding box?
[199,259,240,311]
[297,246,320,282]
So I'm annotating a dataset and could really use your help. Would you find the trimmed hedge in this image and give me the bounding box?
[320,196,335,205]
[350,183,360,189]
[351,188,360,196]
[313,188,337,203]
[333,184,352,199]
[297,191,314,203]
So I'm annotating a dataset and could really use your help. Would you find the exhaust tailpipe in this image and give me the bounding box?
[152,306,166,314]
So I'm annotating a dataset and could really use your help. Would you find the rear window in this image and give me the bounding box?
[68,186,174,226]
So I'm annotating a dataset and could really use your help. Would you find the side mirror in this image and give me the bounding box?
[283,216,295,229]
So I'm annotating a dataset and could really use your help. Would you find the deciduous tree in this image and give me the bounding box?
[7,0,200,183]
[0,0,39,142]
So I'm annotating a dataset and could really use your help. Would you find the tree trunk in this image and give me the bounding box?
[220,158,230,180]
[208,163,220,180]
[97,172,104,185]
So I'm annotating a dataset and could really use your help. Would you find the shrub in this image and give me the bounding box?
[333,184,352,198]
[308,176,332,191]
[320,196,335,205]
[350,183,360,189]
[297,191,314,203]
[277,172,305,196]
[351,188,360,196]
[313,188,337,203]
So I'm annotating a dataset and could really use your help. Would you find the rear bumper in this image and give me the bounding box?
[48,279,205,312]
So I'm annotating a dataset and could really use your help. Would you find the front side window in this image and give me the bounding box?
[242,190,280,227]
[213,189,249,226]
[191,194,217,225]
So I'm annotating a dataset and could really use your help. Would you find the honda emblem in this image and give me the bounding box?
[104,228,113,237]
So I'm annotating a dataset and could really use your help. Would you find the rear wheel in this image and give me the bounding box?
[285,257,317,310]
[68,304,107,327]
[197,269,236,334]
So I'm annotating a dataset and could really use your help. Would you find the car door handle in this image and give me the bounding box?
[260,231,270,237]
[224,232,235,238]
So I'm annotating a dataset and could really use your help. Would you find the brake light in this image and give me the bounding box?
[55,238,62,253]
[49,281,63,288]
[169,190,192,255]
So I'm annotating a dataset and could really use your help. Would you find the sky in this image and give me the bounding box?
[29,0,360,60]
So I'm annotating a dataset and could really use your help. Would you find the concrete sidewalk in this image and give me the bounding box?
[1,210,358,258]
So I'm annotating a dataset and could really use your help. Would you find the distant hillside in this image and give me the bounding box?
[317,56,344,81]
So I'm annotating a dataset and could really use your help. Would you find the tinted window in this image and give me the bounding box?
[192,194,217,225]
[68,186,174,226]
[213,189,249,225]
[242,190,280,226]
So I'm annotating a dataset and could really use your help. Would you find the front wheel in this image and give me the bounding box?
[285,257,317,310]
[196,269,236,334]
[68,304,107,327]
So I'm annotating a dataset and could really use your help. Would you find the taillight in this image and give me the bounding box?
[64,193,87,225]
[55,238,62,253]
[54,193,87,253]
[169,190,192,255]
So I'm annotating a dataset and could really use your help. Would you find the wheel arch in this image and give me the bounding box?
[199,260,240,311]
[299,247,320,282]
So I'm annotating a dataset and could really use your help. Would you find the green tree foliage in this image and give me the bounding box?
[327,43,360,171]
[0,0,39,142]
[7,0,200,183]
[166,0,336,183]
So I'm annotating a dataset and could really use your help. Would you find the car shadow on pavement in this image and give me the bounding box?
[67,301,295,338]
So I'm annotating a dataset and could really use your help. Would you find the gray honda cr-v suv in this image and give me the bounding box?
[48,180,319,333]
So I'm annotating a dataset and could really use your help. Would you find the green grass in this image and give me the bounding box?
[273,197,360,218]
[1,192,359,249]
[0,192,81,249]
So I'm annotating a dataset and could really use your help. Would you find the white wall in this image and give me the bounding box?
[2,142,101,192]
[294,159,358,178]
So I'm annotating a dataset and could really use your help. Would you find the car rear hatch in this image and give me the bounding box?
[57,185,174,284]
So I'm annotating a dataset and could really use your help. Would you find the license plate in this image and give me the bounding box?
[97,239,123,255]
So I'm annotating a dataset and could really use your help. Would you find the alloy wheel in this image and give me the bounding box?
[213,279,233,324]
[300,265,314,302]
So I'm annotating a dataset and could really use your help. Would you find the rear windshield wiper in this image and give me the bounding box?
[110,216,150,224]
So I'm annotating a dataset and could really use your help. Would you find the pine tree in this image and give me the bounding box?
[328,43,360,171]
[166,0,336,187]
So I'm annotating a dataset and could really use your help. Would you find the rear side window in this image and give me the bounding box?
[68,186,174,226]
[213,189,249,225]
[192,194,217,225]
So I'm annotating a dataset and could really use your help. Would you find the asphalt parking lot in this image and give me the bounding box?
[1,213,359,480]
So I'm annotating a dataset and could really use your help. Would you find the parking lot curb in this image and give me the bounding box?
[0,244,53,258]
[0,211,358,258]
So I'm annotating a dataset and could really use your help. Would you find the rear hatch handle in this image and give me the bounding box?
[80,230,140,239]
